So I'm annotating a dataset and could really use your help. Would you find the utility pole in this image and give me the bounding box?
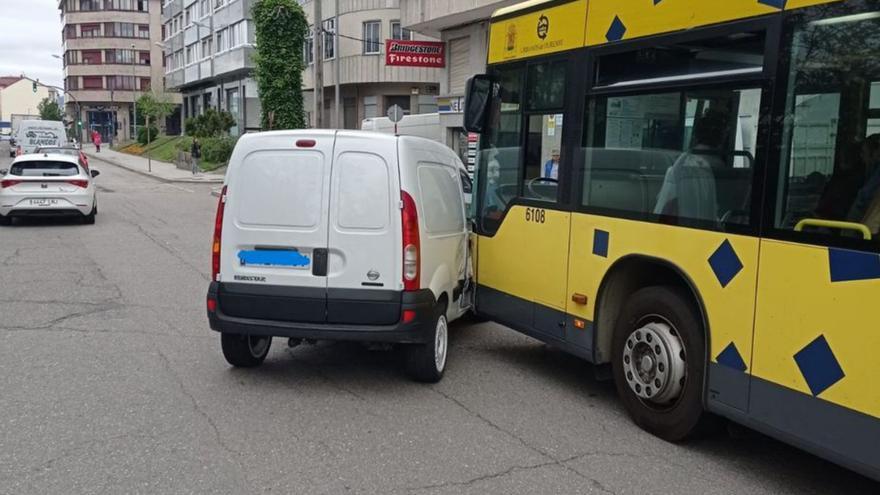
[334,0,340,129]
[131,43,138,141]
[313,0,324,128]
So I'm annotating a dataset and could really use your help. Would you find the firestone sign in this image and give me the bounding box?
[385,40,445,68]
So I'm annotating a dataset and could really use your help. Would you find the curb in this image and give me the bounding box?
[85,153,224,184]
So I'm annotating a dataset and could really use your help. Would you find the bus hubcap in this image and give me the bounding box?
[622,321,686,405]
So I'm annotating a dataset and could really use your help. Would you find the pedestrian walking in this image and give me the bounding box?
[191,138,202,175]
[92,130,102,153]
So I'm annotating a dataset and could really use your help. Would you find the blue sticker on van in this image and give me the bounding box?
[238,250,310,267]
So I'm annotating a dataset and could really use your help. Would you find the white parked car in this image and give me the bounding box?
[0,153,99,225]
[207,130,473,382]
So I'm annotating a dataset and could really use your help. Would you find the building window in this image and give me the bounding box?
[137,24,150,39]
[64,25,78,40]
[105,49,136,64]
[200,0,210,18]
[364,96,378,119]
[304,26,314,64]
[391,21,411,41]
[185,43,196,65]
[363,21,380,55]
[80,23,101,38]
[216,28,227,53]
[80,0,100,11]
[81,50,102,64]
[229,21,247,48]
[140,78,151,91]
[82,76,103,89]
[185,5,193,25]
[323,19,335,60]
[201,37,212,59]
[108,75,136,90]
[139,51,150,65]
[66,76,79,90]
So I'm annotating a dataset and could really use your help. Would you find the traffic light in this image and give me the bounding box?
[32,80,37,93]
[77,121,83,129]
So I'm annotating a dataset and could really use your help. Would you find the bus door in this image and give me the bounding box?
[751,9,880,467]
[474,59,574,340]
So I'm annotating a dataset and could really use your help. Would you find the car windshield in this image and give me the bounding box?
[9,161,79,177]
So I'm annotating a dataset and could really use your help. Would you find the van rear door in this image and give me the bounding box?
[326,132,402,325]
[219,131,335,324]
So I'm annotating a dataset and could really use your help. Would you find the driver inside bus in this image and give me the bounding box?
[543,149,561,180]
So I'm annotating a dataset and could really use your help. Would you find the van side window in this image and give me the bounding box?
[460,170,473,194]
[419,164,465,234]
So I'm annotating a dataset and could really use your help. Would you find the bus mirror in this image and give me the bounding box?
[464,75,493,133]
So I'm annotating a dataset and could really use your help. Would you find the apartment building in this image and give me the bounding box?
[301,0,442,129]
[161,0,259,135]
[59,0,176,142]
[400,0,519,157]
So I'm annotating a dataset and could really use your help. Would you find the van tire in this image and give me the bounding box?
[611,286,708,442]
[221,333,272,368]
[405,305,448,383]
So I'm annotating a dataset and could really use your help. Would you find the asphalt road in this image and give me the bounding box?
[0,142,877,494]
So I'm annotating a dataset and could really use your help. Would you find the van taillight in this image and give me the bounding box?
[401,191,420,291]
[212,185,227,281]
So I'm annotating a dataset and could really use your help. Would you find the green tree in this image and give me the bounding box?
[136,91,176,143]
[37,97,63,121]
[253,0,308,130]
[184,109,236,138]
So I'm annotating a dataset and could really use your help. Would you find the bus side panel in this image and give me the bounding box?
[584,0,840,47]
[477,205,572,337]
[565,214,760,411]
[750,240,880,477]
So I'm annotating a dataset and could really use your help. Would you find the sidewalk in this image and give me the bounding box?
[83,147,224,184]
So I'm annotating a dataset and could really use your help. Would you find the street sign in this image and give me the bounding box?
[387,104,405,123]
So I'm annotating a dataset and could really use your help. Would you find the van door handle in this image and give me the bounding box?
[312,248,328,276]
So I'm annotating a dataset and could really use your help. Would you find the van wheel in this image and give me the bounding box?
[405,305,448,383]
[221,333,272,367]
[611,286,708,442]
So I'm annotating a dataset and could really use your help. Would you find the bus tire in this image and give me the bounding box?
[611,285,707,442]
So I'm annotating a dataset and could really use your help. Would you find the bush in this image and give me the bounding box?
[137,125,159,145]
[200,136,237,164]
[185,109,236,138]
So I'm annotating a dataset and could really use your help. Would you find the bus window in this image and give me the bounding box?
[581,88,759,227]
[476,66,523,232]
[523,113,563,201]
[776,10,880,240]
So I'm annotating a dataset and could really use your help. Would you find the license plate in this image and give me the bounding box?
[238,249,311,269]
[29,199,58,207]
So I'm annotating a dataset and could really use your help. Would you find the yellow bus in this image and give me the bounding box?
[463,0,880,480]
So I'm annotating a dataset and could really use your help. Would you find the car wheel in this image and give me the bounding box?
[82,209,96,225]
[221,333,272,367]
[611,286,709,442]
[405,302,448,383]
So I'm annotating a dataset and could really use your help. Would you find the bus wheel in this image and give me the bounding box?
[611,286,706,442]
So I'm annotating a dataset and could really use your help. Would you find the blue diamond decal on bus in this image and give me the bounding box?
[593,229,609,257]
[708,240,743,288]
[757,0,786,9]
[605,16,626,42]
[794,335,845,397]
[716,342,747,372]
[828,248,880,282]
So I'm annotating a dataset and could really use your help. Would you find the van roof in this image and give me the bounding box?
[238,129,436,146]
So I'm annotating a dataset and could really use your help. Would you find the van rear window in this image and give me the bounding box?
[10,161,79,177]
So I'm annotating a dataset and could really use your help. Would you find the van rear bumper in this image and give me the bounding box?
[206,282,436,344]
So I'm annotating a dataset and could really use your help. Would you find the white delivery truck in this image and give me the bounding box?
[206,130,474,382]
[361,113,442,142]
[13,120,67,157]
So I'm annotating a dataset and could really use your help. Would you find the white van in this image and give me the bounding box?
[14,120,67,156]
[207,130,473,382]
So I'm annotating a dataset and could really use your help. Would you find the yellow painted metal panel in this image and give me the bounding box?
[488,0,588,63]
[478,206,571,309]
[584,0,841,46]
[753,240,880,418]
[564,214,760,366]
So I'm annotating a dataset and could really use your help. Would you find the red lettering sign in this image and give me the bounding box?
[385,40,446,68]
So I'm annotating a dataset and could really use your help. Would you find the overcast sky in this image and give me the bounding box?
[0,0,64,88]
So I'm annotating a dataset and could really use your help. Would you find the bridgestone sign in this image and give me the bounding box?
[385,40,446,68]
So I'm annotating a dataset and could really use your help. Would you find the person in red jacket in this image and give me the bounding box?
[91,129,102,152]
